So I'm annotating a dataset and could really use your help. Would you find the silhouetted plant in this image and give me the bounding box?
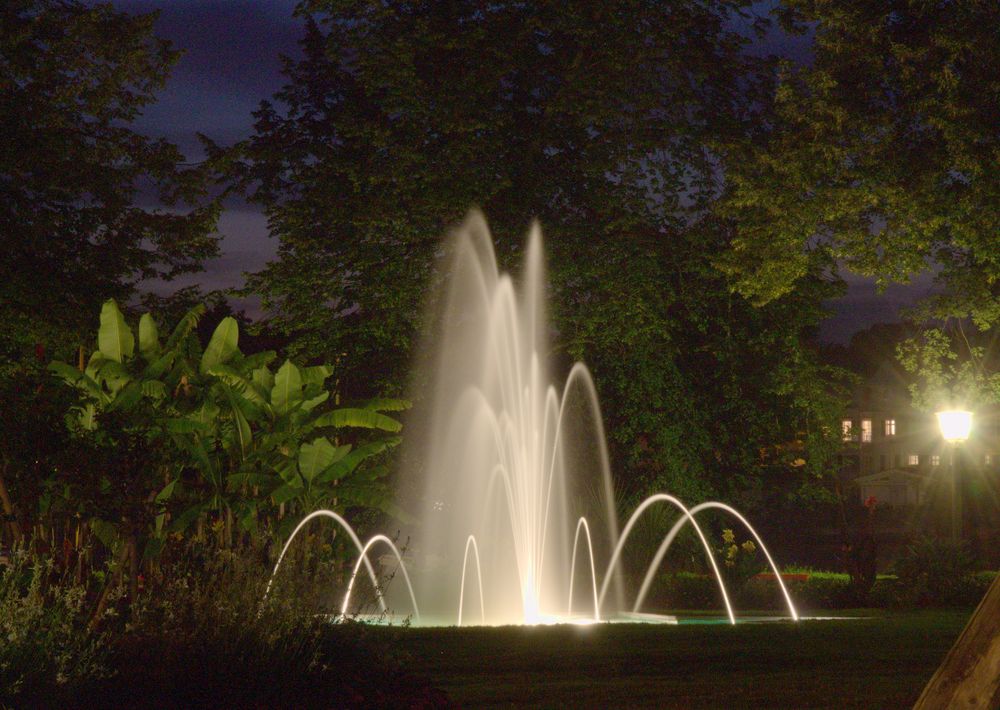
[895,536,976,607]
[46,299,407,612]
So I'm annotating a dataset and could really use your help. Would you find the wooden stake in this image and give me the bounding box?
[914,573,1000,708]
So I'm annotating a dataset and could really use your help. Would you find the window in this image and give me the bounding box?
[931,455,940,466]
[884,419,896,436]
[863,455,873,472]
[894,454,901,468]
[842,419,853,441]
[879,454,886,471]
[908,454,919,466]
[861,419,872,443]
[987,454,994,467]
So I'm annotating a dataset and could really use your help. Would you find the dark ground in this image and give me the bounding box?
[383,610,970,708]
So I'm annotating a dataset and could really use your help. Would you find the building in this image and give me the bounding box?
[838,362,1000,507]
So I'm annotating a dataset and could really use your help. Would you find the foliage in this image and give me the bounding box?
[45,299,405,580]
[838,495,879,606]
[0,350,76,544]
[557,219,847,509]
[652,569,997,612]
[716,528,762,593]
[719,1,1000,329]
[896,325,1000,412]
[894,536,977,607]
[1,544,444,707]
[0,0,219,367]
[223,0,772,391]
[219,0,844,509]
[0,551,116,700]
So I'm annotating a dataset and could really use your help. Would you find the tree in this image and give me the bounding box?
[0,0,219,369]
[224,0,771,397]
[0,345,75,546]
[896,324,1000,412]
[46,300,405,605]
[221,1,848,507]
[557,218,846,510]
[719,1,1000,328]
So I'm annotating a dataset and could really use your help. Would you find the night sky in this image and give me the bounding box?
[116,0,930,343]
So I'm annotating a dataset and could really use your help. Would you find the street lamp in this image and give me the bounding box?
[936,409,972,542]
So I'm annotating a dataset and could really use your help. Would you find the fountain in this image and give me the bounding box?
[264,212,798,626]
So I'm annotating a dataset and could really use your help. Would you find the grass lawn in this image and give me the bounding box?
[383,610,970,708]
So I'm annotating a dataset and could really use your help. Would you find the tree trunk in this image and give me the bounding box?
[0,459,21,543]
[127,534,139,620]
[75,522,85,584]
[913,573,1000,709]
[89,543,129,630]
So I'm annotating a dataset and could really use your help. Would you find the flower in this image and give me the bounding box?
[722,528,736,544]
[742,540,756,553]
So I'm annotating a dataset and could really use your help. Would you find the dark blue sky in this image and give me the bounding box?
[120,0,303,302]
[117,0,928,343]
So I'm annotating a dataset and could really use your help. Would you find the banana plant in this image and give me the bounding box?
[199,352,407,533]
[50,300,204,427]
[44,299,210,610]
[50,298,409,552]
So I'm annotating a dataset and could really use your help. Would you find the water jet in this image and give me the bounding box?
[264,213,798,627]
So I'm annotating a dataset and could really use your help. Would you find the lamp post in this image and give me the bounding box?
[936,409,972,542]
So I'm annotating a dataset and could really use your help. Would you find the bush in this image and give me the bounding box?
[650,568,998,612]
[0,551,116,701]
[894,537,978,606]
[716,529,764,594]
[740,574,853,611]
[654,572,720,610]
[2,543,446,708]
[651,572,850,613]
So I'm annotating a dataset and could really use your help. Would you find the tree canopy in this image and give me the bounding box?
[720,0,1000,327]
[227,0,768,389]
[0,0,220,368]
[223,0,843,507]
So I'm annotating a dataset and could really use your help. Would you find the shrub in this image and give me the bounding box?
[740,574,854,611]
[651,568,997,612]
[0,550,116,702]
[894,537,977,606]
[655,572,721,610]
[716,528,764,594]
[3,543,445,708]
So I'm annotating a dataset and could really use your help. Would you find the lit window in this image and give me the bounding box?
[931,455,940,466]
[842,420,853,441]
[908,454,919,466]
[987,454,994,466]
[885,419,896,436]
[861,419,872,442]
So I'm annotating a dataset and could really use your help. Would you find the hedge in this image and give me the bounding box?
[645,571,998,612]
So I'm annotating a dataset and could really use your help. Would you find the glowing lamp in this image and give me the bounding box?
[936,410,972,443]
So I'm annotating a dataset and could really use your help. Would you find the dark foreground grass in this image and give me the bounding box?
[382,610,970,709]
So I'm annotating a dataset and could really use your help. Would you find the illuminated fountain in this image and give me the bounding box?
[265,212,797,626]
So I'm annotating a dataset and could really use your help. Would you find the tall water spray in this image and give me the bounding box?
[410,212,623,624]
[266,212,798,626]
